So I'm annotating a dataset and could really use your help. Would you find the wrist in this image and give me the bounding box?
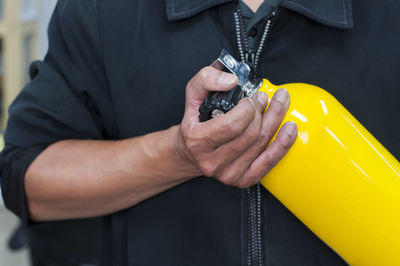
[133,125,201,180]
[171,125,202,177]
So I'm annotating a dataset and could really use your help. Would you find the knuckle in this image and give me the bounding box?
[221,101,257,135]
[242,129,259,147]
[255,130,271,148]
[198,67,211,82]
[237,179,252,189]
[236,98,255,117]
[186,79,194,91]
[227,144,244,155]
[243,99,257,116]
[220,170,244,187]
[203,135,219,148]
[221,118,241,135]
[265,150,281,169]
[259,127,272,140]
[199,161,219,177]
[230,122,243,135]
[182,131,201,153]
[277,136,293,151]
[246,119,261,140]
[237,182,248,189]
[181,125,192,140]
[270,104,285,117]
[240,173,263,188]
[218,173,235,186]
[185,139,202,154]
[255,137,267,149]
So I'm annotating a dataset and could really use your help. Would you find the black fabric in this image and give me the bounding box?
[27,218,102,266]
[1,147,44,225]
[1,0,109,222]
[0,1,104,264]
[239,0,280,49]
[239,0,281,32]
[1,0,400,265]
[166,0,354,28]
[280,0,353,28]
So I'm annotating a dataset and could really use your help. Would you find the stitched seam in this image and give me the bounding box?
[171,0,212,16]
[344,0,353,26]
[283,0,347,24]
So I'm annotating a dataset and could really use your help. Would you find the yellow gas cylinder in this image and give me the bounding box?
[259,79,400,265]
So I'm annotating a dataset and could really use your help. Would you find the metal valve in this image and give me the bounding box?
[198,49,262,122]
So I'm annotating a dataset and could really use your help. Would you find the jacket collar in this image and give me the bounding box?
[165,0,353,29]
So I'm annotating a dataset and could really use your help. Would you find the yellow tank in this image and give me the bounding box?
[259,79,400,266]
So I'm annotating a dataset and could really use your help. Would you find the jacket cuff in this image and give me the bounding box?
[1,147,46,225]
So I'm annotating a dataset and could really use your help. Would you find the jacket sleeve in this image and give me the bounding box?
[0,0,115,224]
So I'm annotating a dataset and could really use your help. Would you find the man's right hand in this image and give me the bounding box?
[23,66,297,222]
[178,67,298,188]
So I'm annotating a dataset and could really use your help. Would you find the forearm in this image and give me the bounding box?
[25,125,200,221]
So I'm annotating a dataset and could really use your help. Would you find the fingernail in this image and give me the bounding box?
[274,88,289,103]
[218,72,237,85]
[286,121,298,137]
[257,91,269,106]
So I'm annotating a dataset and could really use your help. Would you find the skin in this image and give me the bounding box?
[26,67,296,221]
[244,0,264,12]
[25,0,297,221]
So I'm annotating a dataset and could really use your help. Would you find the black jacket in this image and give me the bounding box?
[2,0,400,265]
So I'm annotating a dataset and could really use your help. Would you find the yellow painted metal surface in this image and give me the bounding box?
[259,79,400,265]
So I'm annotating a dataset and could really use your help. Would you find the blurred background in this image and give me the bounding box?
[0,0,57,128]
[0,0,57,265]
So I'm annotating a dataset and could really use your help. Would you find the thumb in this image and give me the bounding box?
[185,66,237,117]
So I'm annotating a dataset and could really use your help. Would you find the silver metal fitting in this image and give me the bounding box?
[211,49,262,97]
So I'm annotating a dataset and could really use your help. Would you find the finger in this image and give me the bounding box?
[238,121,298,188]
[250,91,269,114]
[210,89,288,185]
[211,91,269,168]
[185,66,238,111]
[223,88,290,171]
[256,88,290,148]
[197,97,256,147]
[212,107,262,172]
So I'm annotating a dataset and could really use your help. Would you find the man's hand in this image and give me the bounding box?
[178,67,297,188]
[23,66,297,221]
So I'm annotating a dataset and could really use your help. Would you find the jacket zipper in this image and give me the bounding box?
[234,8,276,266]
